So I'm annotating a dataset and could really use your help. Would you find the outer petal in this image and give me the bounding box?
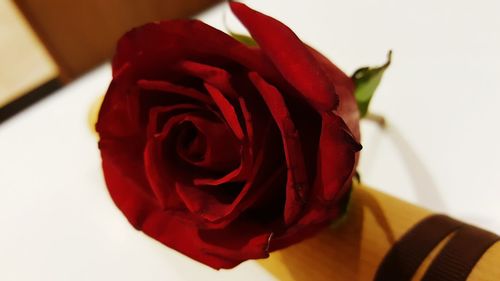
[248,72,309,225]
[307,47,360,141]
[314,112,361,202]
[99,138,159,227]
[111,19,277,83]
[96,63,141,138]
[269,112,361,250]
[141,210,271,269]
[230,2,338,112]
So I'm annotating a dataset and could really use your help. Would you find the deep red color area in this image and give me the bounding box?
[97,2,361,269]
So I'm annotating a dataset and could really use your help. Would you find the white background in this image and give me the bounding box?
[1,0,499,280]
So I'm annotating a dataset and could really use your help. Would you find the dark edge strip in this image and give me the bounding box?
[374,214,464,281]
[421,225,500,281]
[0,78,62,124]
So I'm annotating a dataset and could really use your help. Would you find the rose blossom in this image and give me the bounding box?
[97,2,361,269]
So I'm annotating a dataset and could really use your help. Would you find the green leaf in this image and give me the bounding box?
[352,50,392,117]
[229,32,258,47]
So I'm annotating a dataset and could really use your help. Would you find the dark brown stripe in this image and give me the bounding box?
[374,215,464,281]
[0,78,62,123]
[421,225,499,281]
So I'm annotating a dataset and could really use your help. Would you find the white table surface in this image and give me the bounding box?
[1,0,499,280]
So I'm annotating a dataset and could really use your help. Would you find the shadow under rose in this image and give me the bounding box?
[384,123,447,212]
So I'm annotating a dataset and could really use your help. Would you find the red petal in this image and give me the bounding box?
[175,181,238,222]
[312,112,360,202]
[230,2,338,112]
[204,83,244,140]
[191,99,253,187]
[192,163,245,186]
[177,61,239,100]
[238,97,254,149]
[146,104,201,137]
[307,47,360,141]
[137,79,212,104]
[97,63,141,138]
[99,138,160,227]
[248,72,309,225]
[197,221,272,261]
[143,114,189,209]
[112,20,275,82]
[181,115,241,171]
[141,210,270,269]
[275,112,360,249]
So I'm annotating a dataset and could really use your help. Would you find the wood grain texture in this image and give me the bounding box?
[13,0,221,81]
[258,184,500,280]
[0,0,57,107]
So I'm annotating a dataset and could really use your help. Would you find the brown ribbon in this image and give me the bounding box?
[374,215,463,281]
[421,225,499,281]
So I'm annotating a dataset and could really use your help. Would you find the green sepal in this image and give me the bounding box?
[229,32,257,47]
[352,51,392,117]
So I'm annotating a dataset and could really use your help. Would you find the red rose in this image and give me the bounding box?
[97,2,361,269]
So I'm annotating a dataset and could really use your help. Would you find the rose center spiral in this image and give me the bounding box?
[174,118,241,173]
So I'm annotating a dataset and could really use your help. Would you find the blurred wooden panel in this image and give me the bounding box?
[0,0,57,107]
[13,0,221,81]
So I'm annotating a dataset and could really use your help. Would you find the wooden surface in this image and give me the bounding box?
[13,0,221,81]
[0,0,57,107]
[258,183,500,280]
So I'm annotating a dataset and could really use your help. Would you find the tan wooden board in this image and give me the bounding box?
[13,0,221,81]
[0,0,57,107]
